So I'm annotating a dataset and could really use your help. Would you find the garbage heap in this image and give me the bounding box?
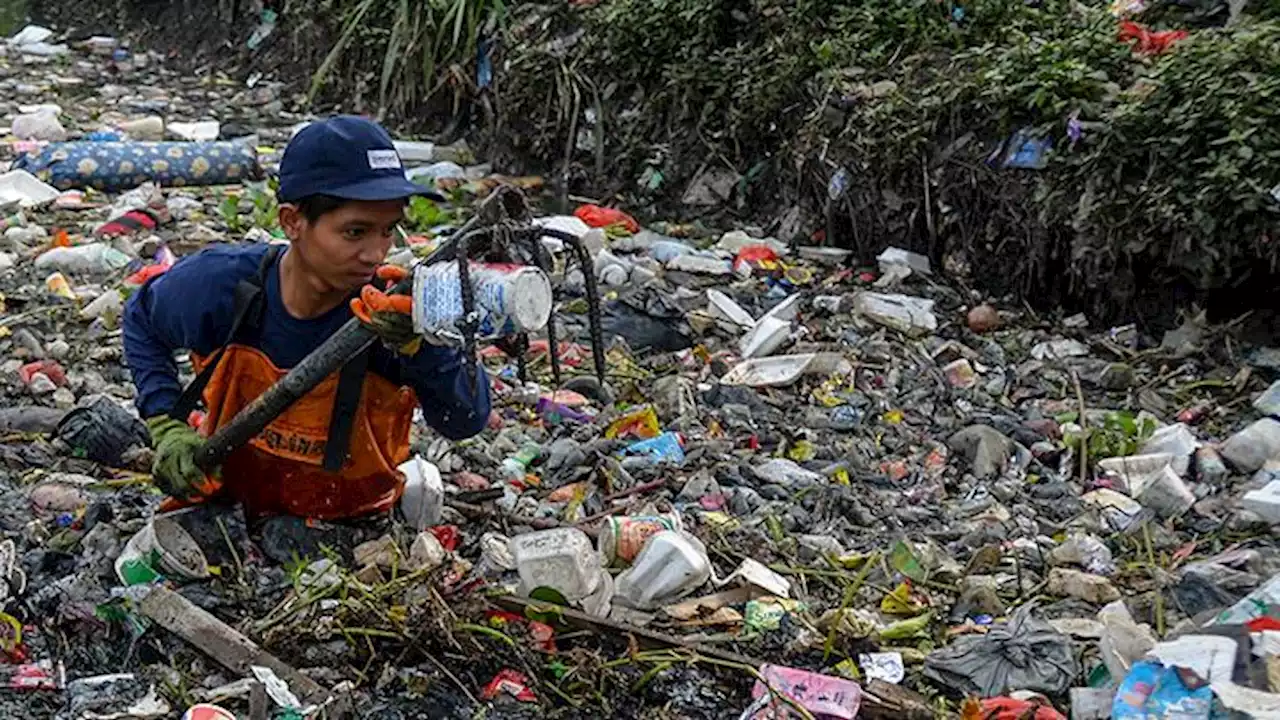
[5,21,1280,720]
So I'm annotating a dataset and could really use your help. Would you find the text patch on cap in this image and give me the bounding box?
[367,149,401,170]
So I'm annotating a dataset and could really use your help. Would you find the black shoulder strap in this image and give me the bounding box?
[322,346,370,473]
[169,245,284,421]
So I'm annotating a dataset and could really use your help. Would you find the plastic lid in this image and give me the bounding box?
[508,268,553,332]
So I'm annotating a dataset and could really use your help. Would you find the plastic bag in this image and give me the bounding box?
[1097,600,1157,683]
[1211,572,1280,626]
[574,204,640,234]
[977,697,1065,720]
[1112,660,1213,720]
[605,406,661,440]
[923,604,1078,697]
[56,396,150,465]
[1118,21,1188,55]
[602,300,693,352]
[12,110,66,142]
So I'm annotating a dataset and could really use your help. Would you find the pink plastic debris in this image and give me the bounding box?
[750,664,861,719]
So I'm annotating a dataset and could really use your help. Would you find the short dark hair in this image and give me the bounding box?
[294,194,349,223]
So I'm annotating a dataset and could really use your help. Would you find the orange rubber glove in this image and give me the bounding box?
[350,265,421,355]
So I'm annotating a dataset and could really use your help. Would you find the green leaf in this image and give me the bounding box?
[528,586,569,606]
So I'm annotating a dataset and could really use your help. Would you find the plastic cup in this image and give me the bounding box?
[598,514,681,567]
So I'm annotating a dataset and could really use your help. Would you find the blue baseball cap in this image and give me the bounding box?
[276,115,444,203]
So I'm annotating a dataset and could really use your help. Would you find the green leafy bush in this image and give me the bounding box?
[495,0,1280,321]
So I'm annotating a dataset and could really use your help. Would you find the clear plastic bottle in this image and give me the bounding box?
[500,442,542,481]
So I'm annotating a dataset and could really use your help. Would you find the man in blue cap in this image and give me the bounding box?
[124,116,491,529]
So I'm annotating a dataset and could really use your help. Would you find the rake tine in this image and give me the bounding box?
[527,227,563,390]
[559,232,607,385]
[515,333,530,384]
[455,231,478,395]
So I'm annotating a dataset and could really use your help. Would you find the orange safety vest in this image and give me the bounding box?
[168,247,417,520]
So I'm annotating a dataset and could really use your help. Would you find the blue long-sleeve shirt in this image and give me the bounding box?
[123,243,491,440]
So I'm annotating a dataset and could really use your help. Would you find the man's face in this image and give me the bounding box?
[281,199,404,293]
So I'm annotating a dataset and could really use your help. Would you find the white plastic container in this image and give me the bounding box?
[739,316,790,359]
[511,527,602,602]
[706,289,755,329]
[533,214,591,238]
[598,513,682,567]
[1131,465,1195,518]
[409,531,447,571]
[716,230,788,255]
[1097,600,1156,684]
[0,170,60,208]
[533,216,595,255]
[83,36,119,55]
[720,353,851,388]
[1098,453,1175,494]
[118,116,164,141]
[1220,418,1280,473]
[877,246,932,276]
[392,140,436,163]
[738,295,801,359]
[411,262,552,343]
[594,250,633,287]
[398,456,443,530]
[80,289,124,320]
[114,515,209,584]
[12,109,66,142]
[798,246,852,266]
[763,295,801,323]
[613,531,711,610]
[753,458,823,487]
[666,254,732,275]
[1140,423,1198,476]
[167,120,220,142]
[579,568,614,618]
[1081,488,1144,532]
[1256,380,1280,417]
[1242,479,1280,524]
[719,558,792,598]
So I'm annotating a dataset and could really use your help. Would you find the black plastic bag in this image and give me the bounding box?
[56,396,150,465]
[923,603,1079,697]
[602,298,692,352]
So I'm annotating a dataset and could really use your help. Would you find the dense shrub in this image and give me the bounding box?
[495,0,1280,321]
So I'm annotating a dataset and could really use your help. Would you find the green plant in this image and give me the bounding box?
[406,195,455,230]
[218,194,242,233]
[310,0,508,118]
[1050,24,1280,292]
[504,0,1280,321]
[1061,410,1158,460]
[246,182,279,231]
